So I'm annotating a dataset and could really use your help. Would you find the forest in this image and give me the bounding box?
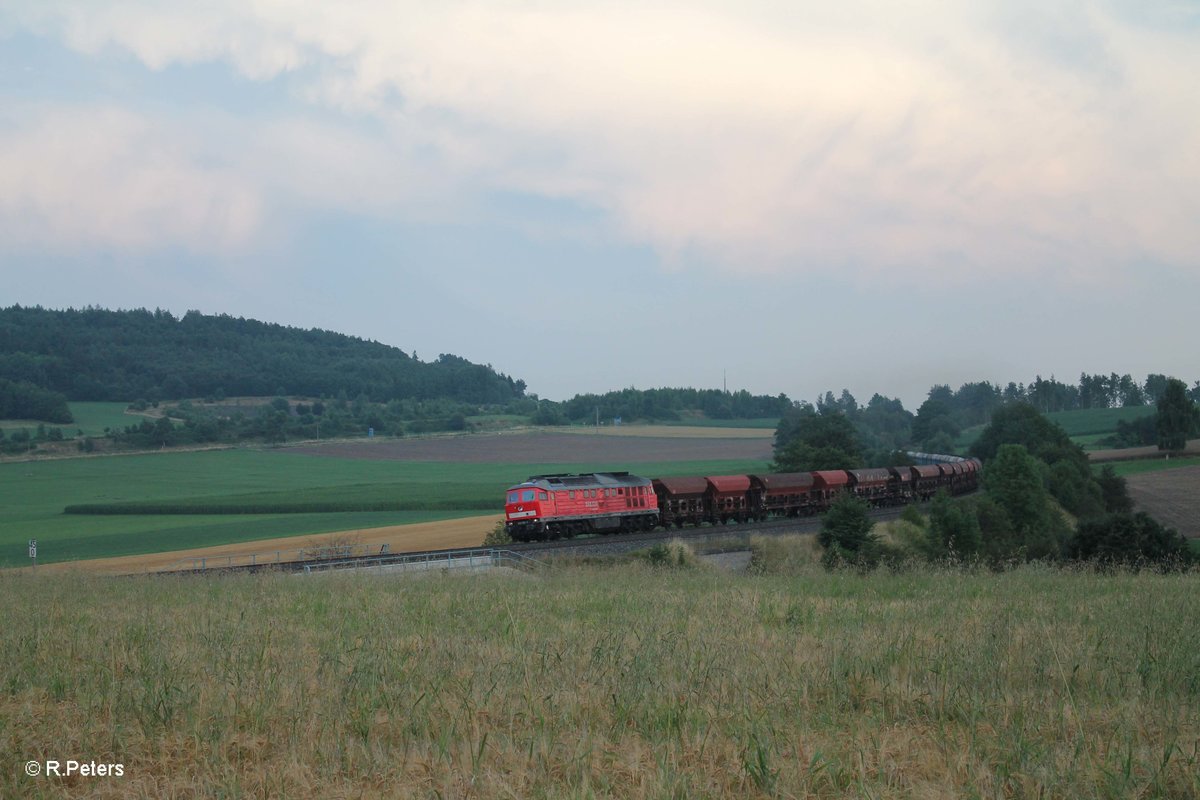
[0,305,525,405]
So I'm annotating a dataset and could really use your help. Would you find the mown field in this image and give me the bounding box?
[0,447,767,567]
[2,558,1197,798]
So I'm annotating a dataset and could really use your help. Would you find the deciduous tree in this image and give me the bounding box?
[1156,378,1199,453]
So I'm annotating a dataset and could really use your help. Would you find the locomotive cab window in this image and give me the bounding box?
[521,489,535,502]
[507,491,518,503]
[538,491,548,501]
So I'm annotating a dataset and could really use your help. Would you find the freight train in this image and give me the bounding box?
[503,459,982,541]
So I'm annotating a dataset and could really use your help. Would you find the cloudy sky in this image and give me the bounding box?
[1,1,1197,408]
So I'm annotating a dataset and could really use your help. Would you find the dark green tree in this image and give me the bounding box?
[1156,378,1199,453]
[984,444,1067,559]
[1095,465,1133,514]
[971,403,1102,519]
[817,493,876,557]
[772,405,862,471]
[912,392,959,450]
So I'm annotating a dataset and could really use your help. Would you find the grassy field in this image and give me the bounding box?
[1046,405,1156,437]
[2,557,1197,798]
[0,401,142,438]
[1095,456,1200,478]
[0,449,766,567]
[957,405,1158,452]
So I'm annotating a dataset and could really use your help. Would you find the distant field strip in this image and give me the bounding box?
[1046,405,1156,436]
[64,483,498,515]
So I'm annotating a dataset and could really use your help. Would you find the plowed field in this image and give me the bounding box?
[1128,465,1200,539]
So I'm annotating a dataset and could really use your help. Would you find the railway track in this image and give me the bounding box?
[162,504,915,575]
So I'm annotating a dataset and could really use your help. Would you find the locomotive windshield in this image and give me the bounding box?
[507,489,537,503]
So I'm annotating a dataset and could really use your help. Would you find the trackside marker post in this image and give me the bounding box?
[29,539,36,571]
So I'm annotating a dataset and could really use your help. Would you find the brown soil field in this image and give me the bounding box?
[561,424,773,439]
[1127,466,1200,539]
[37,515,503,576]
[1088,438,1200,462]
[282,430,773,463]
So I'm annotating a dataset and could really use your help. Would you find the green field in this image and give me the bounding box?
[1046,405,1156,436]
[3,559,1197,797]
[0,401,142,438]
[0,449,767,566]
[1095,455,1200,478]
[957,405,1158,452]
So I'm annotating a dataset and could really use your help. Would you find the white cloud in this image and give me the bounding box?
[3,1,1199,280]
[0,105,262,252]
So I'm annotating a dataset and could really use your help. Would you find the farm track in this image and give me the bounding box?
[162,505,916,575]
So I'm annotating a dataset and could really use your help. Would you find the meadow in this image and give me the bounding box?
[0,448,766,567]
[0,402,140,438]
[957,405,1158,452]
[2,554,1197,798]
[1098,455,1200,478]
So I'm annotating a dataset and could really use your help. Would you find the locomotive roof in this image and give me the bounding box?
[514,471,651,491]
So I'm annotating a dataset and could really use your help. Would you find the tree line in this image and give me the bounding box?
[0,305,526,405]
[773,374,1200,471]
[816,404,1194,570]
[544,387,791,425]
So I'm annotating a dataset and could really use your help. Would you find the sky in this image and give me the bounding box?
[1,1,1197,409]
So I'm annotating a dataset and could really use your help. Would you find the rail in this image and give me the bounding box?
[298,548,546,575]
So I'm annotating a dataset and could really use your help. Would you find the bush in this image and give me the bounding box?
[817,494,902,570]
[483,521,512,547]
[927,490,982,559]
[1067,512,1194,568]
[900,503,926,528]
[632,540,700,569]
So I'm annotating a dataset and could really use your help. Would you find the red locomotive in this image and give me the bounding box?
[504,472,660,540]
[504,458,982,541]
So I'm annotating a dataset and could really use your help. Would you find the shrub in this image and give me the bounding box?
[483,521,512,547]
[632,540,700,569]
[1067,512,1194,568]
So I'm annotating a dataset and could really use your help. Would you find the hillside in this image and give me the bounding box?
[0,306,525,404]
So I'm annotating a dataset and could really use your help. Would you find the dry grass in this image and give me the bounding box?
[2,562,1198,798]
